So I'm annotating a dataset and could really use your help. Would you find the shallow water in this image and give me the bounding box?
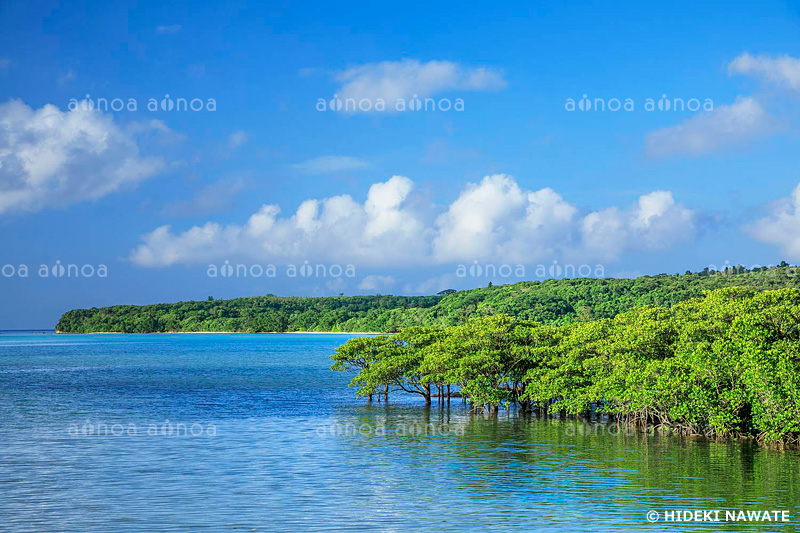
[0,332,798,531]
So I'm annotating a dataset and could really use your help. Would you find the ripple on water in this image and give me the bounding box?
[0,333,798,531]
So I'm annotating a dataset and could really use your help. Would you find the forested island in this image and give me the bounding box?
[332,286,800,447]
[56,264,800,333]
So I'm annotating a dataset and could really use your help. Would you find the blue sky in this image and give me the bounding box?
[1,0,800,328]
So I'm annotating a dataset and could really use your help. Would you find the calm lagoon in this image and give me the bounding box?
[1,332,798,531]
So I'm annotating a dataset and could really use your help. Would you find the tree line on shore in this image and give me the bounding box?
[331,287,800,447]
[56,265,800,333]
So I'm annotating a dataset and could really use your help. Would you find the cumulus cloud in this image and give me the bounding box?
[495,186,578,262]
[332,59,506,110]
[432,174,526,261]
[130,175,429,267]
[0,99,164,215]
[291,155,371,175]
[745,183,800,261]
[431,175,578,262]
[644,97,772,158]
[358,275,396,292]
[129,174,697,268]
[729,53,800,91]
[434,175,694,263]
[581,191,696,260]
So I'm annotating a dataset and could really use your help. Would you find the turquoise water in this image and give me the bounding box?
[1,332,798,532]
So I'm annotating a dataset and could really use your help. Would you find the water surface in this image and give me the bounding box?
[1,332,797,531]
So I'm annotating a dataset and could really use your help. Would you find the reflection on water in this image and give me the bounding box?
[0,333,798,531]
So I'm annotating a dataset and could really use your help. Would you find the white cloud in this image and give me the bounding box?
[497,187,579,263]
[291,155,371,175]
[130,175,429,267]
[358,275,396,292]
[434,175,694,263]
[0,99,164,215]
[581,191,696,260]
[432,174,527,262]
[0,58,10,73]
[156,25,181,35]
[729,53,800,91]
[129,174,697,268]
[333,59,506,110]
[644,52,800,159]
[126,119,186,145]
[745,183,800,260]
[644,97,772,158]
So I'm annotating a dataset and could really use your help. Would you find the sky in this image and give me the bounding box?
[1,0,800,328]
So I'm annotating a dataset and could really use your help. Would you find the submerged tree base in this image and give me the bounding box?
[468,406,800,449]
[332,288,800,449]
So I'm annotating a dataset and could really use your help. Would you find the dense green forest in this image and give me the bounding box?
[56,264,800,333]
[331,287,800,446]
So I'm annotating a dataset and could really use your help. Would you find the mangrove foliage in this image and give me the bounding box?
[331,287,800,447]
